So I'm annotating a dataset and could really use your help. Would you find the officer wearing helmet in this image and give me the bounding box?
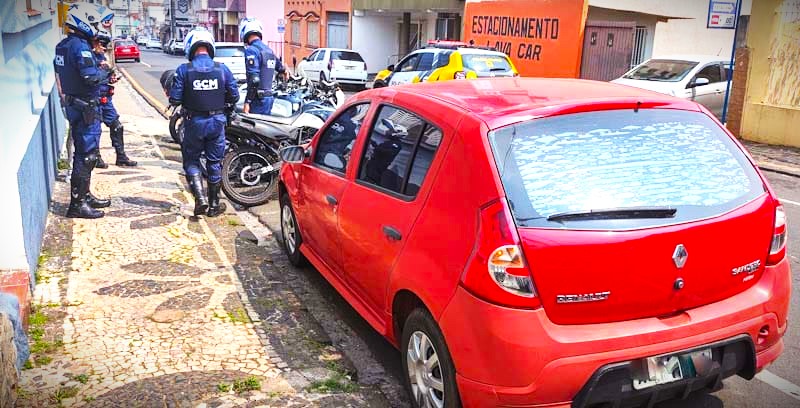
[93,29,138,168]
[54,2,113,219]
[169,28,239,218]
[239,18,285,114]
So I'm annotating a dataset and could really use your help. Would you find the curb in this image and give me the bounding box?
[118,66,169,120]
[758,161,800,178]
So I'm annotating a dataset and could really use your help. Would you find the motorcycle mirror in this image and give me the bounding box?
[279,145,307,163]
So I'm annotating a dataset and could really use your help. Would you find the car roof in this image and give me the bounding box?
[216,42,244,47]
[363,78,702,130]
[646,55,727,64]
[315,48,360,53]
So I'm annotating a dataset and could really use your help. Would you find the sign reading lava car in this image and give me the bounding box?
[463,0,588,78]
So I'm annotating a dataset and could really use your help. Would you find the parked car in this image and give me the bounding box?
[297,47,368,88]
[113,40,140,63]
[277,78,790,407]
[145,38,162,49]
[170,39,185,55]
[214,42,246,82]
[136,36,148,47]
[374,40,518,88]
[612,55,731,118]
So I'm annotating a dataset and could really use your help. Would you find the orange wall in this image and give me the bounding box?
[463,0,588,78]
[284,0,352,69]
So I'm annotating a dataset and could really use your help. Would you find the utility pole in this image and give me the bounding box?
[170,0,176,42]
[127,0,131,36]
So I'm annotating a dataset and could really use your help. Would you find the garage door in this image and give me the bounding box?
[327,12,349,49]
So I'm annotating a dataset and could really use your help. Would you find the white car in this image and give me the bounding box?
[214,42,246,82]
[611,55,731,118]
[136,36,148,46]
[298,48,367,87]
[145,38,161,49]
[170,40,185,55]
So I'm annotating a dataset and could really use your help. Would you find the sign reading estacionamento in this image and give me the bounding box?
[463,0,588,78]
[707,0,738,29]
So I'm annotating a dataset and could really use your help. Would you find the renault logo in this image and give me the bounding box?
[673,244,688,268]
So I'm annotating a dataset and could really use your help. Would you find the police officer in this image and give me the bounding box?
[169,28,239,218]
[93,30,138,168]
[54,3,112,219]
[239,18,285,114]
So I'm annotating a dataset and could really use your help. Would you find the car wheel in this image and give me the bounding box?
[280,193,307,267]
[373,79,387,88]
[135,58,140,62]
[401,308,461,408]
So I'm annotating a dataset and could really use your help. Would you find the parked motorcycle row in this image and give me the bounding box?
[164,73,346,207]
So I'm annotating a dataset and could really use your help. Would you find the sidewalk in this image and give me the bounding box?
[17,77,391,407]
[742,140,800,178]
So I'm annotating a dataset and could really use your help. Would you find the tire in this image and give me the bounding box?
[220,146,280,207]
[401,308,461,408]
[135,58,140,62]
[373,80,387,89]
[279,193,307,266]
[169,112,184,144]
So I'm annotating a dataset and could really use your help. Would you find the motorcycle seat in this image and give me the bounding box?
[239,111,301,126]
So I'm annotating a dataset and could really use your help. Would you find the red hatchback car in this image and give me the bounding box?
[277,78,790,407]
[113,39,140,63]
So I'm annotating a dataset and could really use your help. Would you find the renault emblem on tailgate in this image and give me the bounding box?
[672,244,688,269]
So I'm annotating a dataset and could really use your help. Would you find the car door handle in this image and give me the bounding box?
[325,194,338,207]
[382,225,402,241]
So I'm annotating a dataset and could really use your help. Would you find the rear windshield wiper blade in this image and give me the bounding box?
[546,206,677,222]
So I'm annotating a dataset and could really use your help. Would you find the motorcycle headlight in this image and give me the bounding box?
[293,103,300,111]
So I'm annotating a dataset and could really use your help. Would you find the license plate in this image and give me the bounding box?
[123,49,130,53]
[345,66,354,70]
[632,348,713,390]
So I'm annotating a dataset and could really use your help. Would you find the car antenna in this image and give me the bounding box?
[634,101,641,113]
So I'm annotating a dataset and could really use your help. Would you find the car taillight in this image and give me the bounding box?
[767,204,787,265]
[460,198,540,309]
[454,71,466,80]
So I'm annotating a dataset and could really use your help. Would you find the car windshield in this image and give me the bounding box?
[461,53,512,73]
[623,59,698,82]
[216,47,244,58]
[330,51,364,62]
[488,109,764,230]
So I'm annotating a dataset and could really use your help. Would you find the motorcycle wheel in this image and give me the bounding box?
[169,112,184,144]
[221,146,280,207]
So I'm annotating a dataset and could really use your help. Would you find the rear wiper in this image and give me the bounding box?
[547,206,677,222]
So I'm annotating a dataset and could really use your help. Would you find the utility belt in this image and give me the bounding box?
[256,89,273,99]
[64,95,99,123]
[184,109,225,119]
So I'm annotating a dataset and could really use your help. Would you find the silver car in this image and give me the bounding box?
[612,55,731,118]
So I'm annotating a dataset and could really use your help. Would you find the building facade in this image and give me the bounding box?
[284,0,351,71]
[108,0,143,37]
[0,0,66,322]
[197,0,247,42]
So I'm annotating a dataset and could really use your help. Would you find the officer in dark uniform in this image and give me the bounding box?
[169,28,239,217]
[93,30,138,168]
[55,3,112,219]
[239,18,285,115]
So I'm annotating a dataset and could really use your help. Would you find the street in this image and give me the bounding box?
[114,48,800,407]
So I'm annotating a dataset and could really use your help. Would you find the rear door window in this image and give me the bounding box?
[461,53,512,74]
[358,105,442,197]
[215,46,245,58]
[488,109,764,230]
[330,50,364,62]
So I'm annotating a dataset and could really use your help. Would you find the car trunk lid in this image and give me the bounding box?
[519,194,774,325]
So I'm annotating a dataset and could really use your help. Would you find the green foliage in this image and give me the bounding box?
[232,376,261,393]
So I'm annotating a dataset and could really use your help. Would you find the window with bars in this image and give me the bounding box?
[307,20,319,48]
[630,26,648,68]
[290,20,300,45]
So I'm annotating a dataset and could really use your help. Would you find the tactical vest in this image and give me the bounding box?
[255,42,276,92]
[55,35,95,97]
[183,62,226,112]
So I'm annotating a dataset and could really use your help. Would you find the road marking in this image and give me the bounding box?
[779,198,800,207]
[756,370,800,401]
[139,61,151,67]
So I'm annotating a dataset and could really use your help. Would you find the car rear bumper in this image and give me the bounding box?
[439,258,790,407]
[331,72,367,84]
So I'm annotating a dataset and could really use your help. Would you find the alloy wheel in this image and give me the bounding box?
[407,331,445,408]
[281,203,297,254]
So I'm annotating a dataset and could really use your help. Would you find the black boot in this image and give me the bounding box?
[85,173,111,208]
[187,174,209,216]
[96,154,109,169]
[66,176,104,219]
[206,181,227,217]
[110,121,138,167]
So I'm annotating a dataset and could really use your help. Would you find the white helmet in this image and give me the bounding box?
[97,6,114,30]
[184,27,215,60]
[239,17,263,44]
[66,2,101,39]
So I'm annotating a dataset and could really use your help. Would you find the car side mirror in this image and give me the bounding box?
[280,145,306,163]
[688,77,710,88]
[387,64,395,72]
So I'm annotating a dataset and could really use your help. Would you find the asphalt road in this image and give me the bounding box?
[125,49,800,407]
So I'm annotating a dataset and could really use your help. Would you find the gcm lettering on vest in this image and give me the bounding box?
[193,79,219,90]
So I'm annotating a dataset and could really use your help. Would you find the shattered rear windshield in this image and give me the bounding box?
[488,109,764,229]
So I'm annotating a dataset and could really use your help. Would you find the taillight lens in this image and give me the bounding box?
[461,199,540,309]
[767,204,787,265]
[454,71,466,80]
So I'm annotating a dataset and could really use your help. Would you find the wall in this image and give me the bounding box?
[245,0,285,45]
[0,0,65,321]
[284,0,351,68]
[740,0,800,146]
[587,6,658,63]
[352,14,398,73]
[651,0,752,57]
[0,313,18,407]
